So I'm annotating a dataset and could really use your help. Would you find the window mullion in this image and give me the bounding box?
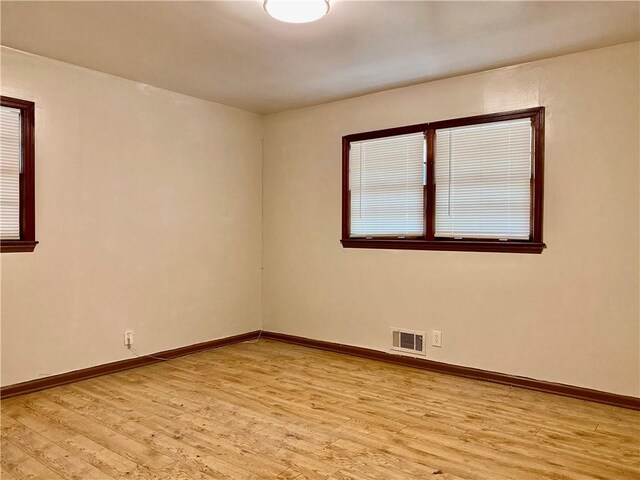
[425,129,435,240]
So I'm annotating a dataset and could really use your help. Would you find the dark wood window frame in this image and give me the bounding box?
[341,107,545,254]
[1,96,37,253]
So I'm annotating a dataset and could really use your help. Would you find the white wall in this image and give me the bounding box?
[262,42,640,397]
[0,47,263,386]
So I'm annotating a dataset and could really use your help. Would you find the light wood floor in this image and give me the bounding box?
[1,340,639,480]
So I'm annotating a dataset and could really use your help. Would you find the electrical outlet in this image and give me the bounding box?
[432,330,442,348]
[124,329,134,348]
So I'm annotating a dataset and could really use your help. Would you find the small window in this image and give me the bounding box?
[1,96,37,253]
[341,108,545,253]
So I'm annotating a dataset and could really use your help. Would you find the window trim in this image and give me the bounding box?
[341,107,545,254]
[1,96,37,253]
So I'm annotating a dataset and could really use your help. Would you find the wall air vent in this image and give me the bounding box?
[391,328,426,356]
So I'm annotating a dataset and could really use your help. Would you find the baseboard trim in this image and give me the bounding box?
[261,331,640,411]
[3,329,637,410]
[0,330,261,400]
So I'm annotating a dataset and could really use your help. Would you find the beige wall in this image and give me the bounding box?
[2,43,638,397]
[0,47,263,386]
[263,42,640,396]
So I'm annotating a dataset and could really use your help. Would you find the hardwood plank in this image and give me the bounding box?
[1,414,114,480]
[0,439,64,480]
[1,467,19,480]
[33,395,261,480]
[8,397,211,479]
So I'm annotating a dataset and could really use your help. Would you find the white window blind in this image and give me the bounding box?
[435,118,532,240]
[0,106,21,240]
[349,132,425,237]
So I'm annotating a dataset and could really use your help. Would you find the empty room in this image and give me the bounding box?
[0,1,639,479]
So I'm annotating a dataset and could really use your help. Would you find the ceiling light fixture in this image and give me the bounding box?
[263,0,330,24]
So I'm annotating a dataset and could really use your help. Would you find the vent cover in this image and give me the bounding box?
[391,328,426,355]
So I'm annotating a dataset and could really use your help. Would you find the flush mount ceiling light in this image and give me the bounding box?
[263,0,330,23]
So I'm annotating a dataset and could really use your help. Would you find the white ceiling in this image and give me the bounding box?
[1,1,638,114]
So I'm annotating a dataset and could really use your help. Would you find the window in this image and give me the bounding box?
[349,132,425,238]
[341,108,545,253]
[1,96,37,253]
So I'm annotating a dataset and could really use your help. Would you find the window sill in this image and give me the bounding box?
[1,240,39,253]
[341,238,546,254]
